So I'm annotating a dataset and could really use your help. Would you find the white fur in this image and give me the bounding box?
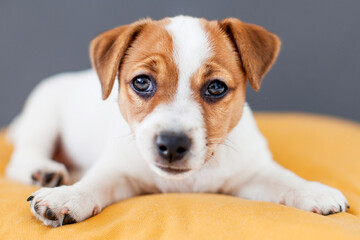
[6,16,348,227]
[135,16,212,179]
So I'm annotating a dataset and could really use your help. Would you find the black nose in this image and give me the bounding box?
[156,132,191,163]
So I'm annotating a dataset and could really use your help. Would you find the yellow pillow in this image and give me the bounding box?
[0,113,360,239]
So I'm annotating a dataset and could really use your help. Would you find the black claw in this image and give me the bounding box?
[44,173,55,184]
[62,214,76,225]
[34,202,40,214]
[347,205,350,209]
[45,208,58,220]
[27,196,34,202]
[339,205,343,212]
[55,175,63,187]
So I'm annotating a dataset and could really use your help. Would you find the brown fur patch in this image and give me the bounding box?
[185,19,280,154]
[90,19,151,99]
[218,18,281,91]
[189,20,247,152]
[117,19,179,126]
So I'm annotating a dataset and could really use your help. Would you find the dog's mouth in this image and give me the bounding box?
[156,165,192,174]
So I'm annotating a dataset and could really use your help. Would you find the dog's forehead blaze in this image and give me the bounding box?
[164,17,246,148]
[118,19,178,124]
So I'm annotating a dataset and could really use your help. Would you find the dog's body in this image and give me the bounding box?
[6,16,348,227]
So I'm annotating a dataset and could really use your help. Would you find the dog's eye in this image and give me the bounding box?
[131,75,156,98]
[207,81,227,96]
[203,80,228,101]
[132,75,152,91]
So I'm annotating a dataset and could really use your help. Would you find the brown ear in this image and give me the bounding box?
[89,20,148,99]
[219,18,281,90]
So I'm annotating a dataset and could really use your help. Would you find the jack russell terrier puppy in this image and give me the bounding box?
[5,16,348,227]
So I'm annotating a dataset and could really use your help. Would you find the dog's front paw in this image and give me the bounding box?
[30,161,70,187]
[6,156,70,187]
[27,186,100,227]
[280,182,349,215]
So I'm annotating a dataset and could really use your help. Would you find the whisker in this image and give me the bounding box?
[206,137,240,153]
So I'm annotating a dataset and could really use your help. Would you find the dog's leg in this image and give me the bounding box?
[224,106,348,215]
[234,161,349,215]
[6,80,70,187]
[26,145,141,227]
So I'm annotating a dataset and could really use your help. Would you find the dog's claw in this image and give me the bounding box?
[27,195,34,202]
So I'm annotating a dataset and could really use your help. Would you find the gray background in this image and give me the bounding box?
[1,0,359,127]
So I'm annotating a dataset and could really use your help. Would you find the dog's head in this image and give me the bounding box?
[90,16,280,179]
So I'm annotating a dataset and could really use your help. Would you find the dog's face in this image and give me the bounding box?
[90,16,280,179]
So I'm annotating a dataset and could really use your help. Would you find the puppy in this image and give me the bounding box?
[5,16,348,227]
